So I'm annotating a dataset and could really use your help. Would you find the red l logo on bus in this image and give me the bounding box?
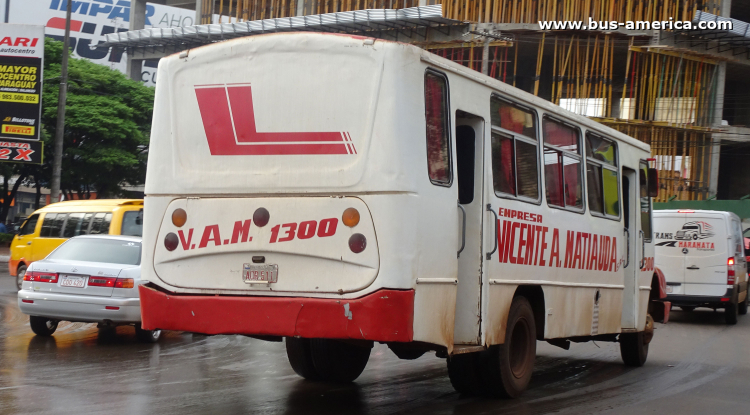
[195,84,356,155]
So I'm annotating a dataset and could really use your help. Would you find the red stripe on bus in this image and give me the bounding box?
[195,85,356,155]
[139,285,414,342]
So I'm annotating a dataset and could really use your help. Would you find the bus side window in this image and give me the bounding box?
[586,133,619,218]
[489,97,539,201]
[424,70,451,186]
[543,118,583,210]
[40,213,67,238]
[639,162,652,240]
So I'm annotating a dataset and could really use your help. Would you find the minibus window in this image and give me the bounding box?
[89,212,112,235]
[543,118,583,210]
[490,97,539,201]
[19,214,39,236]
[63,213,86,238]
[639,162,652,240]
[81,213,94,234]
[424,71,451,185]
[121,211,143,237]
[40,213,67,238]
[585,133,619,218]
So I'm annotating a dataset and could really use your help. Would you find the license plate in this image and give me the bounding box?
[243,264,278,283]
[60,275,85,288]
[666,285,674,294]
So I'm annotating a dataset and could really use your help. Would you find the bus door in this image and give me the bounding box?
[621,167,640,329]
[454,112,486,344]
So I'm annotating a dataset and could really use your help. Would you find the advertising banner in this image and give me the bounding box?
[3,1,195,86]
[0,24,43,163]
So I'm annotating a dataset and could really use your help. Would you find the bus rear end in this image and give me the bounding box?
[141,33,455,381]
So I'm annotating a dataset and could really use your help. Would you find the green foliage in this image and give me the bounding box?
[41,37,154,197]
[0,233,15,243]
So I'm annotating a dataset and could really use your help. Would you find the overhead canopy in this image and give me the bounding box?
[685,10,750,56]
[98,5,460,53]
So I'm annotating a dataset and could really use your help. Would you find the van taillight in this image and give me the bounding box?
[24,272,58,283]
[728,258,736,284]
[88,277,116,287]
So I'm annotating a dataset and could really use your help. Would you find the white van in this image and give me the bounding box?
[654,210,748,324]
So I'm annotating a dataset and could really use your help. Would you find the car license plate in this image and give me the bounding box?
[60,275,85,288]
[243,264,278,283]
[666,285,674,294]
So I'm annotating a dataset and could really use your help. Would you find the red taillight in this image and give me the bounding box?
[25,271,59,283]
[114,278,134,289]
[348,233,367,254]
[728,258,736,284]
[105,306,120,310]
[88,277,116,287]
[164,232,178,251]
[22,299,33,303]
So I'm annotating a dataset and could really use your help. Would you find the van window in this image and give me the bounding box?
[490,97,539,201]
[424,71,451,185]
[121,211,143,237]
[89,213,112,235]
[543,118,583,209]
[639,162,652,240]
[62,213,89,238]
[20,214,39,236]
[586,133,619,218]
[40,213,67,238]
[81,213,94,234]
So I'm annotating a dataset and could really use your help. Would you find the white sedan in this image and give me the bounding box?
[17,235,160,342]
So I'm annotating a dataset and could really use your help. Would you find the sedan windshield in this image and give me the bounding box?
[47,239,141,265]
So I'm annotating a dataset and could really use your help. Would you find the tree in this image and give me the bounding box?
[0,38,154,222]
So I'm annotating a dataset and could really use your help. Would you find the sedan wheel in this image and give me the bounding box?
[16,265,26,291]
[135,324,162,343]
[29,316,58,336]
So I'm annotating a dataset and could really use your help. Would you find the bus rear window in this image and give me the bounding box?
[424,71,451,185]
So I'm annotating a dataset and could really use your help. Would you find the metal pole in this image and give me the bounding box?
[481,37,490,75]
[51,0,72,203]
[4,0,10,23]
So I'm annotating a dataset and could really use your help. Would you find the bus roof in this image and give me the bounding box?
[36,199,143,212]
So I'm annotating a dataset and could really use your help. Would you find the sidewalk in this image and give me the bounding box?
[0,246,9,263]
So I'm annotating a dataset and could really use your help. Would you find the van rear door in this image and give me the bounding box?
[682,214,727,296]
[654,213,686,294]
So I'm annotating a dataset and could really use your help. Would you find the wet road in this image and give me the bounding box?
[1,271,749,415]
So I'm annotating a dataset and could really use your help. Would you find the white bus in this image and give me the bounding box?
[140,32,668,397]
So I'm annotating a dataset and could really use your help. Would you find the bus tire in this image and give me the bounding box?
[480,296,536,398]
[620,332,648,367]
[309,339,371,383]
[447,352,483,395]
[285,337,321,381]
[725,300,738,325]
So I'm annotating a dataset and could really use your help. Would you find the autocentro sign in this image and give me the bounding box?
[0,23,44,164]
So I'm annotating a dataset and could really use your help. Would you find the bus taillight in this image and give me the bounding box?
[165,233,179,251]
[343,208,360,227]
[349,233,366,253]
[172,208,187,227]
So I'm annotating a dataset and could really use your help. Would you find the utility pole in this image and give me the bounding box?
[51,0,72,203]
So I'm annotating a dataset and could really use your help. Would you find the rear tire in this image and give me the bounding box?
[725,300,739,325]
[620,331,649,367]
[29,316,58,337]
[447,352,483,395]
[286,338,371,383]
[16,265,26,291]
[135,324,162,343]
[739,293,748,316]
[285,337,321,381]
[479,296,537,398]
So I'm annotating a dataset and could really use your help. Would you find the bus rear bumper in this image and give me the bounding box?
[139,285,414,342]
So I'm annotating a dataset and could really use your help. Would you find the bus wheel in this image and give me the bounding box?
[447,352,483,395]
[620,320,651,367]
[480,296,536,398]
[311,339,371,382]
[285,337,321,381]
